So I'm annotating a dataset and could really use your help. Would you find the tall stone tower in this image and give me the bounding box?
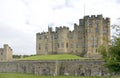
[0,44,13,61]
[79,15,110,58]
[36,15,110,58]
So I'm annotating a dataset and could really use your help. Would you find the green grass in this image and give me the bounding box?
[21,54,88,60]
[0,73,119,78]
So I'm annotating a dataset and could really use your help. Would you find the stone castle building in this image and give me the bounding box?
[0,44,13,61]
[36,15,110,58]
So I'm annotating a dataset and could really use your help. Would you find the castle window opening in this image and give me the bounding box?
[57,43,59,48]
[89,20,93,26]
[44,35,48,39]
[1,52,3,55]
[70,44,73,48]
[91,37,94,47]
[78,32,81,39]
[39,44,41,50]
[66,43,68,48]
[54,34,58,39]
[69,33,73,39]
[94,37,98,47]
[61,43,64,48]
[103,28,107,35]
[95,27,99,33]
[76,43,78,48]
[39,36,41,39]
[96,21,99,26]
[96,49,97,53]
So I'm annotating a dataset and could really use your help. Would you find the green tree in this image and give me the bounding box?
[106,37,120,73]
[99,25,120,74]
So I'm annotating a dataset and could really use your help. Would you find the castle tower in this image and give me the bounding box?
[79,15,110,58]
[0,44,13,61]
[36,15,110,58]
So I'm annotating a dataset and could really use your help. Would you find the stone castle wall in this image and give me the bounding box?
[36,15,110,58]
[0,60,110,76]
[0,44,13,61]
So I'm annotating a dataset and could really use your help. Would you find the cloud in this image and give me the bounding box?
[0,0,120,55]
[52,0,79,10]
[0,23,35,55]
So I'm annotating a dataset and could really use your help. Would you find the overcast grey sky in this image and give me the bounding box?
[0,0,120,55]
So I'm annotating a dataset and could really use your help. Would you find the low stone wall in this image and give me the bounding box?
[0,59,110,76]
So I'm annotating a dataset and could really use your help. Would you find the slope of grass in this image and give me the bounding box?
[21,54,87,60]
[0,73,119,78]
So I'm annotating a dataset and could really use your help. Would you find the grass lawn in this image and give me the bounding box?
[0,73,119,78]
[21,54,89,60]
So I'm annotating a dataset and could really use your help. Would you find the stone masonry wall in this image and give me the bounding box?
[0,60,110,76]
[36,15,110,58]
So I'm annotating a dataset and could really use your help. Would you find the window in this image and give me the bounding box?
[76,43,78,48]
[39,44,41,50]
[96,49,98,52]
[89,21,93,26]
[95,27,99,33]
[78,32,81,39]
[39,35,41,39]
[44,35,48,39]
[70,44,73,48]
[95,43,98,47]
[66,43,68,48]
[69,33,74,39]
[91,37,94,47]
[94,37,98,47]
[61,43,64,48]
[1,52,3,55]
[57,43,59,48]
[54,34,58,39]
[96,21,99,26]
[103,28,107,35]
[45,44,47,49]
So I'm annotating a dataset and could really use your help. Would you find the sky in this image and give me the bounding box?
[0,0,120,55]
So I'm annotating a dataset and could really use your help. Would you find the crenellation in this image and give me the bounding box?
[84,15,90,19]
[36,15,110,58]
[48,27,53,33]
[105,17,110,22]
[74,23,79,30]
[0,44,13,61]
[91,15,96,18]
[97,15,103,19]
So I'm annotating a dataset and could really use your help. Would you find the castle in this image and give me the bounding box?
[0,15,112,76]
[0,44,13,61]
[36,15,110,58]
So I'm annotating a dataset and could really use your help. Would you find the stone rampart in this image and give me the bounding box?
[0,60,110,76]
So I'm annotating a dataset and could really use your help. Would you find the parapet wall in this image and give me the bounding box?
[0,60,110,76]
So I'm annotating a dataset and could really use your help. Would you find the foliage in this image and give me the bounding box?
[105,37,120,73]
[13,55,21,59]
[0,73,119,78]
[99,25,120,74]
[21,54,88,60]
[13,55,35,59]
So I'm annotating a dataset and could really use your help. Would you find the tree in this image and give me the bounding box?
[99,25,120,74]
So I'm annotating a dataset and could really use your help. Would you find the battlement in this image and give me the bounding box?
[0,44,13,61]
[105,17,110,22]
[36,15,110,58]
[4,44,12,51]
[36,31,48,36]
[55,26,69,32]
[84,14,103,19]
